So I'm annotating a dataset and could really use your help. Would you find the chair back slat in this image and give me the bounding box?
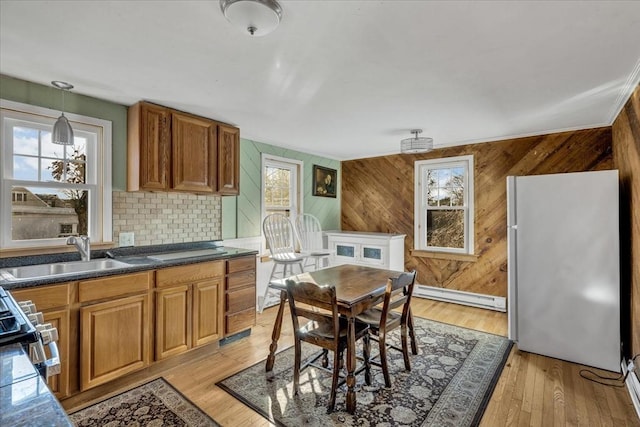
[286,280,340,341]
[295,214,325,252]
[263,214,298,261]
[380,270,417,322]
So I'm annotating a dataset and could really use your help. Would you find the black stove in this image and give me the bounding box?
[0,287,39,347]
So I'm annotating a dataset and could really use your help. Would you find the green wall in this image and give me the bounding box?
[222,138,341,239]
[0,74,129,190]
[1,75,342,239]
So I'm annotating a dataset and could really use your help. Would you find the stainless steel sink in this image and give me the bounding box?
[0,259,131,281]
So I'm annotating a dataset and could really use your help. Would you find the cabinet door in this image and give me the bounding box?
[217,124,240,195]
[42,309,70,399]
[156,285,191,360]
[359,244,386,266]
[171,111,217,193]
[130,102,171,191]
[332,242,357,265]
[193,279,223,347]
[80,294,150,391]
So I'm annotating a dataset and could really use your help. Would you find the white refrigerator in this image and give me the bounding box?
[507,170,621,372]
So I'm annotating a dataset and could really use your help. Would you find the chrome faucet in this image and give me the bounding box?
[66,236,91,261]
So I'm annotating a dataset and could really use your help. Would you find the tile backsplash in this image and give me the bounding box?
[112,191,222,246]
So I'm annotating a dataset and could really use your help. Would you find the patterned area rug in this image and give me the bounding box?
[68,378,219,426]
[217,317,512,426]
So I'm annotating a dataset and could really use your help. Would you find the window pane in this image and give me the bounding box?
[11,186,88,240]
[13,126,39,155]
[13,155,39,181]
[426,210,464,249]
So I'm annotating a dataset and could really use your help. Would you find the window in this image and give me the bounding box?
[261,154,303,249]
[1,99,112,249]
[414,155,474,255]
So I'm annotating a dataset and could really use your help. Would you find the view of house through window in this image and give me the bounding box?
[414,155,474,254]
[1,101,112,249]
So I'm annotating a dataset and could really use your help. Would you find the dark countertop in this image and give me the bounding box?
[0,344,72,426]
[0,241,258,290]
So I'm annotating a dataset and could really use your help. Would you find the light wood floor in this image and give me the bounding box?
[63,298,639,426]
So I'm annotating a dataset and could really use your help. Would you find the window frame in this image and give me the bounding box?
[0,99,112,249]
[260,153,303,252]
[413,154,474,255]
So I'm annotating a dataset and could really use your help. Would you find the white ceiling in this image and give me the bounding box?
[1,1,640,160]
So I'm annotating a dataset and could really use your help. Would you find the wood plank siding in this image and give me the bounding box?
[613,84,640,361]
[341,127,613,298]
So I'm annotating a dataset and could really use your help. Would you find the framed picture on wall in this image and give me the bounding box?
[313,165,337,198]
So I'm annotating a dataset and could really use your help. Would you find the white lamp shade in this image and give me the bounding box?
[52,113,74,146]
[221,0,282,36]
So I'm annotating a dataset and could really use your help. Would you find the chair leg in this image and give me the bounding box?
[293,338,302,396]
[259,263,280,313]
[363,333,372,386]
[328,350,341,413]
[408,309,418,355]
[378,333,391,388]
[321,349,329,368]
[401,323,411,371]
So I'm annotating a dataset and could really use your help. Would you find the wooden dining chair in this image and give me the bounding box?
[356,270,417,388]
[295,213,332,271]
[285,279,371,413]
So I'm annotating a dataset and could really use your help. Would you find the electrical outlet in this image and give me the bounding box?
[119,232,135,247]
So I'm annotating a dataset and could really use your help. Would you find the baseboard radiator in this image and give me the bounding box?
[413,284,507,312]
[622,359,640,419]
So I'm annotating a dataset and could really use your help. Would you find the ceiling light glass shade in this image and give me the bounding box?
[51,81,74,146]
[401,129,433,154]
[220,0,282,36]
[52,113,74,146]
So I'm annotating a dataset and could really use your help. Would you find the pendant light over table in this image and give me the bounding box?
[51,81,74,146]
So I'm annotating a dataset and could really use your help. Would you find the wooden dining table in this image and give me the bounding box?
[264,263,405,414]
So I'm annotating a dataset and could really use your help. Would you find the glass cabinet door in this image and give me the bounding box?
[360,245,385,265]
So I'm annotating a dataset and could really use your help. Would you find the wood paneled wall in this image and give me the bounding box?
[612,84,640,361]
[342,127,613,298]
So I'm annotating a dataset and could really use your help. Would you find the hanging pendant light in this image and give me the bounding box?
[220,0,283,36]
[401,129,433,154]
[51,81,74,146]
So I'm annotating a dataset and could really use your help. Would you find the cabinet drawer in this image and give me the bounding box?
[226,287,255,313]
[226,308,256,335]
[227,256,255,274]
[11,283,70,310]
[156,261,224,287]
[226,270,255,291]
[79,272,152,303]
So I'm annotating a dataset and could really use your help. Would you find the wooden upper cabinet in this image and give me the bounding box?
[128,102,170,191]
[128,101,239,195]
[172,111,217,193]
[217,124,240,195]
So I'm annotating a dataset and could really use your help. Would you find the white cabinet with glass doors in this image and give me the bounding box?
[325,231,405,271]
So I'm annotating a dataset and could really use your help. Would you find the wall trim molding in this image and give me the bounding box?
[414,284,507,312]
[622,359,640,420]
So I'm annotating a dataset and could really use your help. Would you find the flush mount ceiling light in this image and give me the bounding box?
[401,129,433,154]
[51,81,74,146]
[220,0,283,36]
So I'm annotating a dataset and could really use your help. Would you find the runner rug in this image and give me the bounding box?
[217,317,512,426]
[68,377,219,426]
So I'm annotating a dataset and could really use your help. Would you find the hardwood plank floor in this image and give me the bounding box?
[62,298,639,426]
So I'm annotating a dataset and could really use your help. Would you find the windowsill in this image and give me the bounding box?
[410,249,478,262]
[0,241,115,258]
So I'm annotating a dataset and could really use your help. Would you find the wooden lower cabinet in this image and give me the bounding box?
[10,283,71,399]
[80,294,150,391]
[225,256,256,335]
[155,261,224,360]
[78,272,152,391]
